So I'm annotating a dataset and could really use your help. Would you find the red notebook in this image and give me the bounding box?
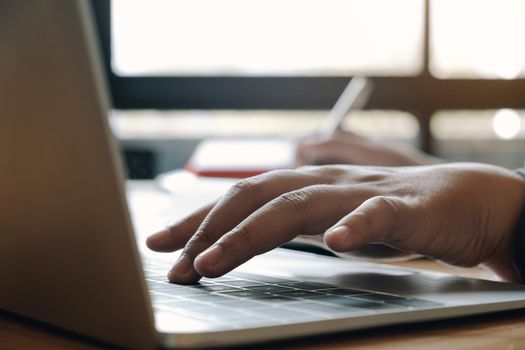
[185,138,297,178]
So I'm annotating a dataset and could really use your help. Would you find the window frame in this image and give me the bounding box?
[92,0,525,153]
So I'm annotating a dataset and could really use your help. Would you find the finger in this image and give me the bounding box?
[296,131,364,165]
[146,202,215,252]
[168,170,326,283]
[298,129,368,161]
[295,135,322,166]
[298,139,359,165]
[323,196,406,252]
[193,185,369,278]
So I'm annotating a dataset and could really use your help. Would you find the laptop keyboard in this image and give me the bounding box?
[143,259,442,330]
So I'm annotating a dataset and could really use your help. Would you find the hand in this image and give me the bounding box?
[147,163,525,284]
[296,129,442,166]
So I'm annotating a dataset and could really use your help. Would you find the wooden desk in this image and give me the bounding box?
[2,260,525,350]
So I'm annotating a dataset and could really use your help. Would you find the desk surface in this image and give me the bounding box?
[2,259,525,350]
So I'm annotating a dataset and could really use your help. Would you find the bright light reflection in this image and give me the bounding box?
[492,109,521,139]
[112,0,423,76]
[431,0,525,79]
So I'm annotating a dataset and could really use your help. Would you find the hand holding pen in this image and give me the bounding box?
[296,77,440,166]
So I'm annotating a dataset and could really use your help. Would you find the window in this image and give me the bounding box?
[432,110,525,168]
[93,0,525,158]
[112,0,423,76]
[431,0,525,79]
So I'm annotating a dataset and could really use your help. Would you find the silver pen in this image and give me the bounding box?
[318,76,373,140]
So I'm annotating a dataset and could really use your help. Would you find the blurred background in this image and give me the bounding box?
[93,0,525,178]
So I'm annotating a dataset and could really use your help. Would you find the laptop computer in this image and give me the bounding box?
[1,1,525,349]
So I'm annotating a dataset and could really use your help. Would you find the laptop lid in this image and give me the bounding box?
[0,1,157,348]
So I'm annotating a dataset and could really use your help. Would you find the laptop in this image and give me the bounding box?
[1,1,525,349]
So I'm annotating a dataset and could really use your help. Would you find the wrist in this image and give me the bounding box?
[479,166,525,282]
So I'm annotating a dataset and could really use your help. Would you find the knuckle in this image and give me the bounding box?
[227,178,260,198]
[266,168,296,177]
[374,196,402,217]
[352,211,372,230]
[319,165,347,178]
[359,173,387,183]
[190,220,219,247]
[295,165,317,173]
[226,225,257,252]
[297,164,344,180]
[183,209,206,231]
[276,188,315,211]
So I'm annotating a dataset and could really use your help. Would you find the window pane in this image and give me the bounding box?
[431,110,525,168]
[112,0,423,76]
[431,0,525,79]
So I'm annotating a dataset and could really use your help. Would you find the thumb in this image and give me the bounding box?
[324,196,406,252]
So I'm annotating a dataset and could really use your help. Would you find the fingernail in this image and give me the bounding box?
[325,226,350,242]
[196,244,223,267]
[168,254,191,280]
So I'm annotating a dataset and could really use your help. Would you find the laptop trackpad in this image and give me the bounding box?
[236,248,524,305]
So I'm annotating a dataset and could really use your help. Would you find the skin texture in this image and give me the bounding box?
[147,163,525,284]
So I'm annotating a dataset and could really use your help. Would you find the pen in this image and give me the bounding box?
[318,76,373,140]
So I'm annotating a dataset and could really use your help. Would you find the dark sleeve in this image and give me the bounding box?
[513,168,525,283]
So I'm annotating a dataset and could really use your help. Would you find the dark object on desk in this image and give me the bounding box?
[123,148,156,179]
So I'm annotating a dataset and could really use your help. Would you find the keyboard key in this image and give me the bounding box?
[189,294,237,303]
[275,282,337,291]
[273,290,324,299]
[218,299,271,310]
[200,275,239,283]
[231,273,294,283]
[188,284,242,293]
[248,295,297,303]
[159,288,208,296]
[245,285,295,293]
[150,293,181,304]
[219,290,269,298]
[144,272,168,278]
[172,301,212,311]
[194,281,217,287]
[148,283,185,292]
[199,308,248,320]
[220,280,267,287]
[324,288,370,296]
[145,257,424,325]
[310,295,358,304]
